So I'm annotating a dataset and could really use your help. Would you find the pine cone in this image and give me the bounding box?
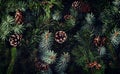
[93,36,107,47]
[88,61,101,69]
[94,36,101,47]
[34,58,49,71]
[72,1,90,13]
[72,1,81,10]
[15,9,23,24]
[55,31,67,44]
[64,15,72,20]
[9,34,22,47]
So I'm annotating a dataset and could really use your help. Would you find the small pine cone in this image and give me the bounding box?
[15,9,23,24]
[9,34,22,47]
[64,15,72,20]
[35,60,49,71]
[55,31,67,44]
[94,36,101,47]
[88,62,94,68]
[72,1,90,13]
[72,1,81,10]
[88,61,102,69]
[93,36,107,47]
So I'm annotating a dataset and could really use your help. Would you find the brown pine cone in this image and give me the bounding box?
[15,9,23,24]
[94,36,101,47]
[72,1,81,10]
[88,61,102,69]
[55,31,67,44]
[93,36,107,47]
[72,1,90,13]
[64,15,72,20]
[34,59,49,71]
[9,34,22,47]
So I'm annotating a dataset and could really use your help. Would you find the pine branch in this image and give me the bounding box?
[39,31,53,52]
[81,13,95,32]
[110,27,120,47]
[12,24,25,34]
[98,46,106,56]
[113,0,120,6]
[70,8,78,18]
[85,13,95,25]
[55,52,70,74]
[6,1,27,12]
[41,50,57,64]
[100,0,120,34]
[0,16,14,40]
[0,15,24,40]
[52,10,61,21]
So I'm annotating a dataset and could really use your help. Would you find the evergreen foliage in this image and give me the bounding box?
[0,0,120,74]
